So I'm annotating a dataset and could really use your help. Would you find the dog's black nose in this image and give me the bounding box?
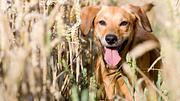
[105,34,118,45]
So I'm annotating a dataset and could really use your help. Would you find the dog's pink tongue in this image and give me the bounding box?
[104,47,121,67]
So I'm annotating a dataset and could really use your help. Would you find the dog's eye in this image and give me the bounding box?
[119,21,128,26]
[99,20,106,26]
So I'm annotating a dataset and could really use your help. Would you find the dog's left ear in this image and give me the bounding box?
[126,3,153,32]
[141,3,154,12]
[80,6,101,36]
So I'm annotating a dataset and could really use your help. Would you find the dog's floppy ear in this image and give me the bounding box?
[80,6,101,36]
[126,3,153,32]
[141,3,154,12]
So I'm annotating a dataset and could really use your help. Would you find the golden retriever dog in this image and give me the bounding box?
[80,3,161,100]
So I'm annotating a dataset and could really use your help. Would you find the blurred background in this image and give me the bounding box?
[0,0,179,101]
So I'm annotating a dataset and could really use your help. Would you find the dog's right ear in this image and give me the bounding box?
[80,6,101,36]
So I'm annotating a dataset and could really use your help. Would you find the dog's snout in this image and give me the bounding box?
[105,34,118,45]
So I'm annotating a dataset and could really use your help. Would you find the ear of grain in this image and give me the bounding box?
[161,38,180,101]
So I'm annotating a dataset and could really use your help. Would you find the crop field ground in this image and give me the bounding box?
[0,0,180,101]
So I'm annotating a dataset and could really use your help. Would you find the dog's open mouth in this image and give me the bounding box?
[103,39,128,68]
[104,47,121,68]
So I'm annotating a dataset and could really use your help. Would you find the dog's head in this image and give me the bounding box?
[80,3,153,68]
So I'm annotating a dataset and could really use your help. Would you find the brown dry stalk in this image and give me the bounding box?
[135,67,168,101]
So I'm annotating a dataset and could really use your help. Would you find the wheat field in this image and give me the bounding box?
[0,0,180,101]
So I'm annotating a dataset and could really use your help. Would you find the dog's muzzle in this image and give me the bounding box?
[105,34,118,45]
[101,34,128,68]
